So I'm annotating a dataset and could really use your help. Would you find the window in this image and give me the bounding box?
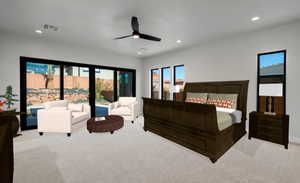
[151,69,160,99]
[174,65,185,91]
[26,62,60,128]
[257,50,286,115]
[95,68,114,116]
[64,66,89,104]
[161,67,171,100]
[117,71,134,97]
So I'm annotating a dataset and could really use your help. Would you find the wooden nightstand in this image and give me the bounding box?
[249,111,289,149]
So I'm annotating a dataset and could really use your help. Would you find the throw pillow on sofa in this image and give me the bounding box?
[49,107,68,111]
[119,99,134,106]
[44,100,68,109]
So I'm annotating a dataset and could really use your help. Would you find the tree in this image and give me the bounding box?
[0,85,18,110]
[95,79,104,101]
[43,65,54,88]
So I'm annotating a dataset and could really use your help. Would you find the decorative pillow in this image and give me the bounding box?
[207,93,238,109]
[112,102,120,109]
[44,100,68,109]
[185,93,208,104]
[185,97,207,104]
[49,107,67,111]
[119,97,136,106]
[68,104,83,112]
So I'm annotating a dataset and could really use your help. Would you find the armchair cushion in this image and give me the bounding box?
[119,97,136,106]
[49,106,67,111]
[111,102,120,109]
[110,106,131,116]
[44,100,68,109]
[68,104,83,112]
[72,112,90,124]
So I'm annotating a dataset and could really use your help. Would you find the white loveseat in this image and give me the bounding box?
[108,97,138,123]
[37,100,90,137]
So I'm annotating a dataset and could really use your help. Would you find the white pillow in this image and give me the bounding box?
[68,104,83,112]
[119,98,135,106]
[44,100,68,109]
[49,106,67,111]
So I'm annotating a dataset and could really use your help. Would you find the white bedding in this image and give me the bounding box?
[216,107,242,123]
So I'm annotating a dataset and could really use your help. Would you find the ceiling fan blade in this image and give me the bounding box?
[139,34,161,41]
[114,35,132,40]
[131,16,139,33]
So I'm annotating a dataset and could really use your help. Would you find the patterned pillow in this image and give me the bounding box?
[207,93,238,109]
[207,98,235,109]
[185,97,207,104]
[185,93,208,104]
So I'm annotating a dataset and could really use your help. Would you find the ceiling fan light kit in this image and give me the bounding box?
[133,34,140,39]
[114,16,161,42]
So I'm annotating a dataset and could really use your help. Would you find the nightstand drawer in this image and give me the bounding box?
[256,132,283,144]
[256,125,283,136]
[256,118,283,127]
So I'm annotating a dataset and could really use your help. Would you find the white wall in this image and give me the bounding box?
[0,32,143,114]
[142,21,300,142]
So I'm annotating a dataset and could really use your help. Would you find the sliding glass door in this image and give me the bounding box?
[117,71,134,97]
[95,68,114,116]
[64,66,89,104]
[25,62,60,128]
[20,57,136,130]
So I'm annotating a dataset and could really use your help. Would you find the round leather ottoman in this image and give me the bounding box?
[87,115,124,134]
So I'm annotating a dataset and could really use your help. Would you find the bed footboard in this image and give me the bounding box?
[143,98,221,162]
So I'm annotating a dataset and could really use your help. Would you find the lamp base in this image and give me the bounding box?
[264,112,276,116]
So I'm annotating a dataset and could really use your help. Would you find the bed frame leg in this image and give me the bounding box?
[209,157,218,163]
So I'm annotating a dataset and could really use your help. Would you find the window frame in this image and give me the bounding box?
[150,68,160,99]
[173,64,184,85]
[257,50,287,114]
[161,67,171,100]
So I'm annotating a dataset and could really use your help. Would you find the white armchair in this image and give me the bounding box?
[37,100,91,137]
[108,97,138,123]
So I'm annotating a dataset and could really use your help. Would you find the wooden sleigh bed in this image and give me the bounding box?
[143,80,249,163]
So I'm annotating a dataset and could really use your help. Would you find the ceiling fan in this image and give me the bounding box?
[114,16,161,42]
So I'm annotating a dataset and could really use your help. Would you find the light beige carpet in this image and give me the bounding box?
[14,117,299,183]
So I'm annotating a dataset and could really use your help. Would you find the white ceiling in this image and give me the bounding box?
[1,0,300,58]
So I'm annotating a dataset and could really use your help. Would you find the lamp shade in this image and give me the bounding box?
[174,85,181,93]
[169,85,181,93]
[259,83,283,96]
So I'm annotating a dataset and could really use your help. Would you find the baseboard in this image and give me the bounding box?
[290,136,300,145]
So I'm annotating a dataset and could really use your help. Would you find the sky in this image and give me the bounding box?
[260,52,284,68]
[161,66,184,81]
[163,68,171,80]
[157,66,184,81]
[175,66,184,80]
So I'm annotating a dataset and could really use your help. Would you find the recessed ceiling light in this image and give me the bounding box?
[176,40,182,43]
[251,16,260,22]
[137,51,142,55]
[35,30,43,34]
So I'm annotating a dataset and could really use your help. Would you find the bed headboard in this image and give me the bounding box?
[183,80,249,121]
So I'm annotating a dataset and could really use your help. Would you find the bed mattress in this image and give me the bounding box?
[216,107,242,131]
